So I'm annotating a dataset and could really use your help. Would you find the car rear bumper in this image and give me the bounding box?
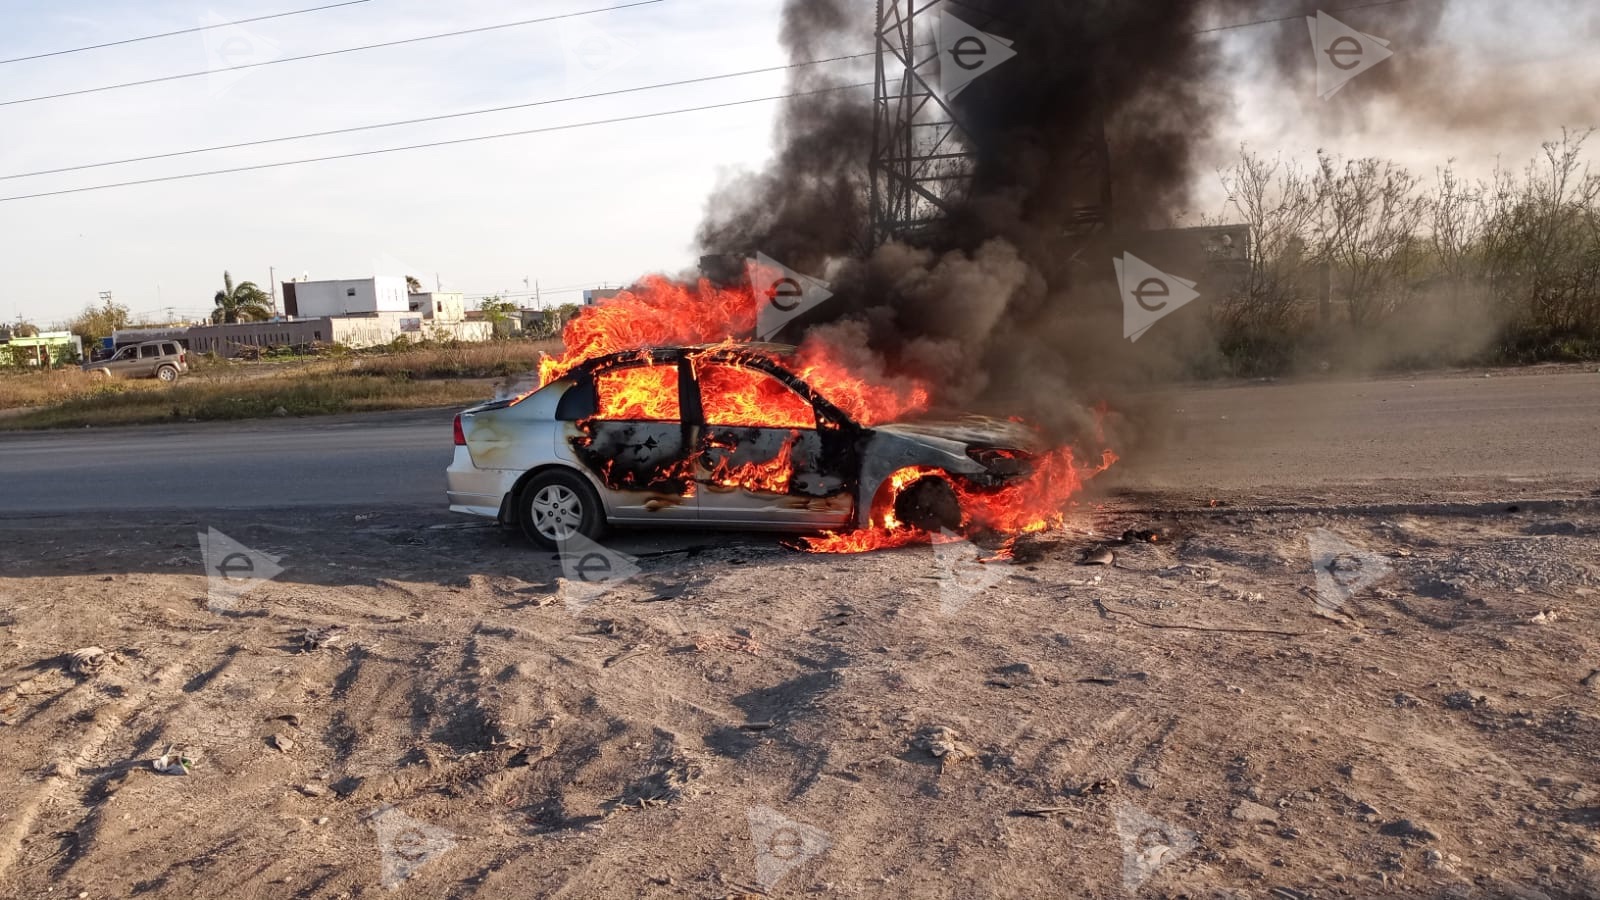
[446,446,512,519]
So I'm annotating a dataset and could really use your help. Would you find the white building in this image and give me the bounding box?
[282,276,411,319]
[410,291,465,323]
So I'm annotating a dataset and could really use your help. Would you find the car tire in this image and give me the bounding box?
[894,476,965,534]
[518,469,607,550]
[156,365,179,383]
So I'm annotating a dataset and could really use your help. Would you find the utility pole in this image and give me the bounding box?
[269,266,278,317]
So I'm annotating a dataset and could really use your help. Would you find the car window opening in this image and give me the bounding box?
[697,364,816,430]
[594,365,682,422]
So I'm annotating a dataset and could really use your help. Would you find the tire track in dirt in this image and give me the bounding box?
[0,659,189,883]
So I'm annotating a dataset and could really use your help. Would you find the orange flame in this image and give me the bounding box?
[801,448,1119,554]
[537,275,928,427]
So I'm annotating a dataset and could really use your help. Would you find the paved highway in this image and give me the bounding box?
[0,409,455,514]
[1,369,1596,515]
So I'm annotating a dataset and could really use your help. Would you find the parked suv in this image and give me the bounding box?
[82,340,189,382]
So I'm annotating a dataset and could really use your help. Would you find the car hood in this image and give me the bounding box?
[872,416,1040,452]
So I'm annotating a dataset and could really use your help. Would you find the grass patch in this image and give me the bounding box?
[4,374,493,429]
[0,341,564,429]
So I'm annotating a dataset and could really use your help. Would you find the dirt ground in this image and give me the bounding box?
[2,480,1599,899]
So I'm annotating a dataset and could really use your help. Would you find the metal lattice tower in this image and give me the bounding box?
[868,0,1112,247]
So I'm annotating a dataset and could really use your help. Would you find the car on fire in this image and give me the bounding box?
[446,344,1046,548]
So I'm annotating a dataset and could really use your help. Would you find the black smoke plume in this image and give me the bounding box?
[695,0,1464,444]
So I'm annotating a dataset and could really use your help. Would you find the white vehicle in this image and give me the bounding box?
[446,345,1041,549]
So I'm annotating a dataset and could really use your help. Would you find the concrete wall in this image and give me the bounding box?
[185,320,330,356]
[327,313,493,347]
[290,276,410,318]
[169,315,498,359]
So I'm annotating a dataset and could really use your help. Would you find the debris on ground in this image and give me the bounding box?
[66,647,109,676]
[152,747,197,776]
[1078,546,1116,566]
[1379,819,1442,842]
[913,725,976,769]
[691,633,762,655]
[301,626,347,652]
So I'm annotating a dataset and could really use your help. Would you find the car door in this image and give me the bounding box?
[562,359,698,523]
[135,343,160,377]
[687,360,856,529]
[105,346,139,375]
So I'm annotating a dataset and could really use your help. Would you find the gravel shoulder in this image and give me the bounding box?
[2,481,1598,899]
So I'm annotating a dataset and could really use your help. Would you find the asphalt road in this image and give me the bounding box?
[1,369,1596,516]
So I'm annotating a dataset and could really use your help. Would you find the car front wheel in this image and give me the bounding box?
[518,470,606,550]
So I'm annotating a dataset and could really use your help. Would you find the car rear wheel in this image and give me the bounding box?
[519,470,606,549]
[156,365,179,383]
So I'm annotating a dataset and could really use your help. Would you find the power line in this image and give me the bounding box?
[0,83,872,203]
[1,51,876,181]
[0,0,664,109]
[1195,0,1419,34]
[0,0,374,66]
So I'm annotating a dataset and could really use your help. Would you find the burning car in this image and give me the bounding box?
[447,343,1101,550]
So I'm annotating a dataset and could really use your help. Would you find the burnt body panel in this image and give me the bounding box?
[455,345,1044,535]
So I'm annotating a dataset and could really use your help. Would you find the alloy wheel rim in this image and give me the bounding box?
[532,485,584,541]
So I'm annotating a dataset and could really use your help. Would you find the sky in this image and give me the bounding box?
[1,0,1596,329]
[0,0,796,326]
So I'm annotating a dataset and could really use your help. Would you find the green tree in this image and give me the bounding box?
[212,271,274,324]
[406,275,423,294]
[68,298,131,343]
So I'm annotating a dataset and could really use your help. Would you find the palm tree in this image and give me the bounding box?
[405,275,423,294]
[212,271,274,324]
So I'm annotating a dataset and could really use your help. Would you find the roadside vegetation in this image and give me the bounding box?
[0,339,562,430]
[1198,129,1600,376]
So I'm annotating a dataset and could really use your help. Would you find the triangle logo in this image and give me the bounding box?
[1117,252,1200,342]
[747,805,831,891]
[370,806,457,890]
[555,532,640,612]
[1307,10,1394,99]
[749,254,833,342]
[198,527,284,612]
[1116,803,1198,892]
[931,530,1005,617]
[560,17,639,90]
[939,12,1017,99]
[202,11,283,99]
[1307,528,1392,611]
